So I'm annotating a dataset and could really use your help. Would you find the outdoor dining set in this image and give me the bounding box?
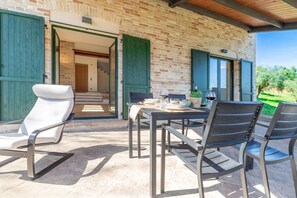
[0,85,297,198]
[127,91,297,198]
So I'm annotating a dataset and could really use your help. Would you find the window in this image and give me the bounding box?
[209,57,233,100]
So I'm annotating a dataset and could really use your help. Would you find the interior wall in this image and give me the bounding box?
[75,55,97,92]
[97,68,109,93]
[60,41,75,89]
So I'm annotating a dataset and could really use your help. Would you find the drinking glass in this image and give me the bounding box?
[206,91,216,109]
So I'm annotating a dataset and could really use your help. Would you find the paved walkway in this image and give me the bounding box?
[0,119,295,197]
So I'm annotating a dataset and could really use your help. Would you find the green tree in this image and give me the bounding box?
[285,79,297,101]
[256,66,272,96]
[271,66,296,92]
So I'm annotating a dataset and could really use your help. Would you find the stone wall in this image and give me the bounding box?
[0,0,256,118]
[60,41,75,88]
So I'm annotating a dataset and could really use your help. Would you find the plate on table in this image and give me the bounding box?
[166,104,190,110]
[143,98,159,105]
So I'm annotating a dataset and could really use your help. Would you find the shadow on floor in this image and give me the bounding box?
[0,144,127,185]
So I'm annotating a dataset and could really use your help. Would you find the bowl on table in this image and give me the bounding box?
[179,100,191,107]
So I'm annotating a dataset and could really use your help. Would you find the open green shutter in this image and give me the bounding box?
[122,35,150,119]
[191,49,210,103]
[240,59,254,101]
[0,10,44,121]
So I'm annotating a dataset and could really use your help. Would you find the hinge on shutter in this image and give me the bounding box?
[44,24,48,30]
[43,74,48,79]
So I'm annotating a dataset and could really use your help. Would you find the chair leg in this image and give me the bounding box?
[167,120,171,152]
[27,143,73,179]
[161,127,166,193]
[137,115,141,158]
[259,159,271,198]
[27,143,36,179]
[197,173,204,198]
[290,157,297,197]
[185,126,189,137]
[240,168,249,198]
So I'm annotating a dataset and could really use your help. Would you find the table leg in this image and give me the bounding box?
[182,119,185,144]
[128,116,133,158]
[150,116,157,198]
[137,114,141,158]
[245,155,254,171]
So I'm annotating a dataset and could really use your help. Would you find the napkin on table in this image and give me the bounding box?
[129,105,142,122]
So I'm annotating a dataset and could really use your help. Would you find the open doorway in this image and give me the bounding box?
[52,26,117,118]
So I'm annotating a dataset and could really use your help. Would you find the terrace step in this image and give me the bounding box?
[75,92,109,105]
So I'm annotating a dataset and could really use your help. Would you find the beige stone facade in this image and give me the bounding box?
[0,0,256,118]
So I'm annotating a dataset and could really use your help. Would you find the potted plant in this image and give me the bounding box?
[190,86,202,108]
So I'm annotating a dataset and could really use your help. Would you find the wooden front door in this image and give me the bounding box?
[0,9,44,121]
[75,64,88,92]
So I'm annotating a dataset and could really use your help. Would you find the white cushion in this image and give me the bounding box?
[33,84,74,99]
[0,132,56,149]
[0,84,74,149]
[15,84,74,147]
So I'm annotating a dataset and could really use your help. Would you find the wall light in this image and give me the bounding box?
[221,49,228,53]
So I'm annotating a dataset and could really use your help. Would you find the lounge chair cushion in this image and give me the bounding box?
[17,84,74,144]
[0,132,56,149]
[33,84,74,99]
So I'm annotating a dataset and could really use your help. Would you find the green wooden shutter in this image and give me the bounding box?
[0,10,44,121]
[240,59,254,101]
[191,49,210,103]
[122,35,150,119]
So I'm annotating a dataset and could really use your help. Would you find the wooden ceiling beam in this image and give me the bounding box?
[214,0,283,29]
[250,22,297,32]
[163,0,251,31]
[73,49,109,59]
[168,0,187,8]
[283,0,297,9]
[177,2,252,31]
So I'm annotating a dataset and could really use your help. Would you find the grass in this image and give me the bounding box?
[257,92,295,115]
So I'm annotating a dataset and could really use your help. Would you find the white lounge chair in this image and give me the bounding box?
[0,84,75,179]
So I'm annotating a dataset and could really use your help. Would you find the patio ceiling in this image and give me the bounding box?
[164,0,297,32]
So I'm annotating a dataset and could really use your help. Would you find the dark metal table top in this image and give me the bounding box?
[127,102,209,120]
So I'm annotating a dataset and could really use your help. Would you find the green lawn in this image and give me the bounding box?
[257,92,295,115]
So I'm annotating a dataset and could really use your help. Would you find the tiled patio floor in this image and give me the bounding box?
[0,119,295,198]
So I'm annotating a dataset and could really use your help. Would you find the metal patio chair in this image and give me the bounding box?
[234,102,297,198]
[161,101,263,198]
[0,84,75,179]
[129,92,153,158]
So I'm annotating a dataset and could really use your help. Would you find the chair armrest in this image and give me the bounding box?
[256,120,269,128]
[28,113,75,144]
[251,133,267,141]
[0,119,24,126]
[164,125,203,151]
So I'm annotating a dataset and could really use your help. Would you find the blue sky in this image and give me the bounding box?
[256,30,297,67]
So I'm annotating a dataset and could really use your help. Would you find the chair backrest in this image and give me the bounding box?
[167,94,186,100]
[267,102,297,140]
[129,92,153,103]
[18,84,74,143]
[201,101,263,148]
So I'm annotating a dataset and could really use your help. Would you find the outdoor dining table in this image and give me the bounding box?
[127,103,209,197]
